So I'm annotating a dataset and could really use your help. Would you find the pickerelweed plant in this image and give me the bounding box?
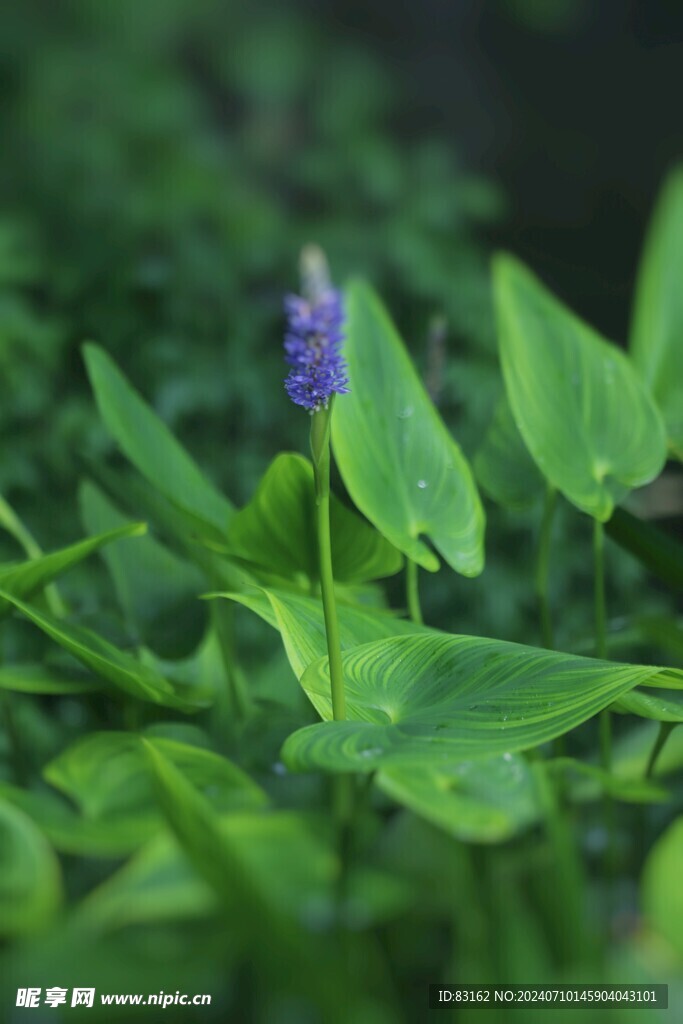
[1,176,683,1021]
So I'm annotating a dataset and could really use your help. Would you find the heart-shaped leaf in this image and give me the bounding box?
[45,733,266,827]
[282,634,682,772]
[474,394,544,510]
[494,255,667,521]
[222,453,402,584]
[0,799,62,936]
[0,591,210,710]
[84,343,233,540]
[630,168,683,459]
[332,280,485,574]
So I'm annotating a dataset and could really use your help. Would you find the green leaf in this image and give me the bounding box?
[0,591,210,710]
[80,481,206,656]
[45,733,266,828]
[613,689,683,723]
[83,343,233,540]
[222,453,402,584]
[0,799,62,935]
[211,587,429,680]
[377,755,540,843]
[605,507,683,590]
[282,634,682,773]
[474,395,544,510]
[630,168,683,459]
[332,280,485,575]
[0,522,146,618]
[494,255,667,521]
[642,817,683,960]
[0,663,98,695]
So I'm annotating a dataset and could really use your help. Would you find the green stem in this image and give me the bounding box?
[535,485,557,649]
[594,518,611,771]
[311,406,345,721]
[406,558,423,625]
[530,757,589,964]
[645,721,677,779]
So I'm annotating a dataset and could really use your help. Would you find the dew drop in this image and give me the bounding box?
[417,479,428,489]
[397,405,414,419]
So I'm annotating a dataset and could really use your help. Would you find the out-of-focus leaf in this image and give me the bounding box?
[0,591,210,710]
[282,634,681,773]
[474,395,544,510]
[605,506,683,590]
[377,754,540,843]
[630,167,683,459]
[0,522,146,618]
[332,280,485,575]
[494,254,667,521]
[84,343,233,541]
[76,811,410,933]
[222,453,402,584]
[45,733,266,825]
[642,817,683,959]
[548,758,667,803]
[0,799,62,936]
[0,663,98,695]
[80,481,205,657]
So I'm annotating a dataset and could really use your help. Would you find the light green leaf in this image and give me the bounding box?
[84,343,233,540]
[45,732,265,829]
[0,522,146,618]
[474,395,544,510]
[282,634,682,772]
[642,817,683,960]
[332,280,485,574]
[630,168,683,459]
[0,782,153,858]
[494,254,667,521]
[211,586,429,680]
[0,799,62,935]
[613,689,683,723]
[377,754,539,843]
[0,591,210,710]
[222,453,402,584]
[0,663,98,695]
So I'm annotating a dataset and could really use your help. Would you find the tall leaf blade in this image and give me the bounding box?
[332,280,485,574]
[83,343,233,538]
[0,800,62,936]
[494,255,667,521]
[630,168,683,459]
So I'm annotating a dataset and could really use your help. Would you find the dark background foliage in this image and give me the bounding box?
[0,0,680,636]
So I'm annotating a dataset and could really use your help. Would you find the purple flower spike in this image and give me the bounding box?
[283,281,349,412]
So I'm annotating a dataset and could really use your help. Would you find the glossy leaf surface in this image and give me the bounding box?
[332,280,485,574]
[494,255,667,521]
[283,634,681,772]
